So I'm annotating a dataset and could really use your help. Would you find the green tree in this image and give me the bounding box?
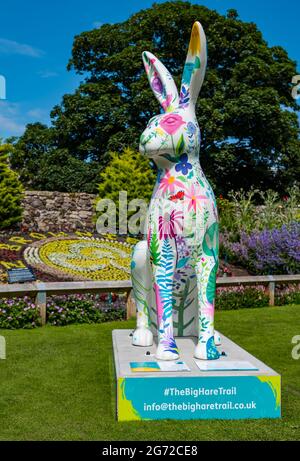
[97,147,155,231]
[0,143,23,230]
[9,123,54,186]
[98,147,155,202]
[9,123,100,193]
[15,1,300,194]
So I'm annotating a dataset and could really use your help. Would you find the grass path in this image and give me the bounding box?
[0,305,299,441]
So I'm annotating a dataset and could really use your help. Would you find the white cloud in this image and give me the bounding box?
[0,38,44,58]
[0,101,25,136]
[38,70,59,78]
[0,115,25,134]
[0,102,50,139]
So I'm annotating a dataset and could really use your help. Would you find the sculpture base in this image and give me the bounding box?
[113,330,281,421]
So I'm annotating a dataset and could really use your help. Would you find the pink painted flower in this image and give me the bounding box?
[159,170,183,194]
[185,184,208,212]
[158,210,184,240]
[159,114,185,135]
[202,301,215,317]
[161,94,173,112]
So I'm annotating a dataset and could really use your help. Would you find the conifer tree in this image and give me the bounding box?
[0,143,23,230]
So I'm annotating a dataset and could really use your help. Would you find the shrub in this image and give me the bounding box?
[0,297,41,329]
[47,294,125,326]
[275,285,300,306]
[218,186,300,238]
[0,143,23,230]
[0,294,125,329]
[96,147,156,232]
[221,222,300,275]
[216,287,269,310]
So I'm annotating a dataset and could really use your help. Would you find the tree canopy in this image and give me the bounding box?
[12,1,300,195]
[0,142,23,229]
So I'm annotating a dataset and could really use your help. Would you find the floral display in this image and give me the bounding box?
[24,236,133,281]
[0,293,125,329]
[221,222,300,275]
[0,231,136,282]
[131,22,221,361]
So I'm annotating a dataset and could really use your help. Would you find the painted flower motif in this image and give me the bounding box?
[159,170,183,194]
[159,114,185,135]
[202,300,215,317]
[175,154,192,175]
[151,73,163,94]
[179,85,190,106]
[161,94,174,112]
[185,184,208,212]
[160,325,179,354]
[158,210,184,240]
[187,121,196,135]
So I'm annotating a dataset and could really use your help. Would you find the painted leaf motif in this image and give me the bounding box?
[149,232,160,266]
[175,134,185,158]
[156,239,174,320]
[203,222,219,258]
[161,153,178,163]
[194,56,201,69]
[176,257,189,269]
[206,264,217,304]
[177,175,188,182]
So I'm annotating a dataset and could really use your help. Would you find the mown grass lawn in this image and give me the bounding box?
[0,305,299,441]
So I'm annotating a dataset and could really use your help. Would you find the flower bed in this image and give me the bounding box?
[0,231,138,282]
[1,286,299,329]
[220,222,300,275]
[0,293,126,329]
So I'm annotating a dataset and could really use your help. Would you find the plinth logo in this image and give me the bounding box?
[0,75,6,99]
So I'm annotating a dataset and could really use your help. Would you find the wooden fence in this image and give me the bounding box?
[0,275,299,326]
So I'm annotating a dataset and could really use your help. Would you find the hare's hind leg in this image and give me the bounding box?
[152,238,179,361]
[194,256,220,360]
[131,241,153,347]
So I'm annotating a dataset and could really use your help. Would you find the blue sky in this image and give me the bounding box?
[0,0,299,139]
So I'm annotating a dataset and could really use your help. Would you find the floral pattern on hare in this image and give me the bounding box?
[131,22,221,361]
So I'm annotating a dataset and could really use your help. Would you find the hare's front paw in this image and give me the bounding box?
[132,328,153,347]
[155,342,179,361]
[194,336,220,360]
[214,330,221,346]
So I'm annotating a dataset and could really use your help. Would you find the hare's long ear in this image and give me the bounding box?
[179,21,207,108]
[142,51,179,113]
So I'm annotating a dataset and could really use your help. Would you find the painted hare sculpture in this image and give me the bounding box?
[131,21,221,361]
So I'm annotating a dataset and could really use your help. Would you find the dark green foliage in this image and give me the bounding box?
[9,124,101,193]
[0,143,23,229]
[216,287,269,310]
[11,2,300,195]
[0,295,125,329]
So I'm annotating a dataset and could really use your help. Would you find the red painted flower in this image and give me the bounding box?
[159,114,185,135]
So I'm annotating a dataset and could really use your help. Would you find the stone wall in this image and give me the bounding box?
[22,191,97,232]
